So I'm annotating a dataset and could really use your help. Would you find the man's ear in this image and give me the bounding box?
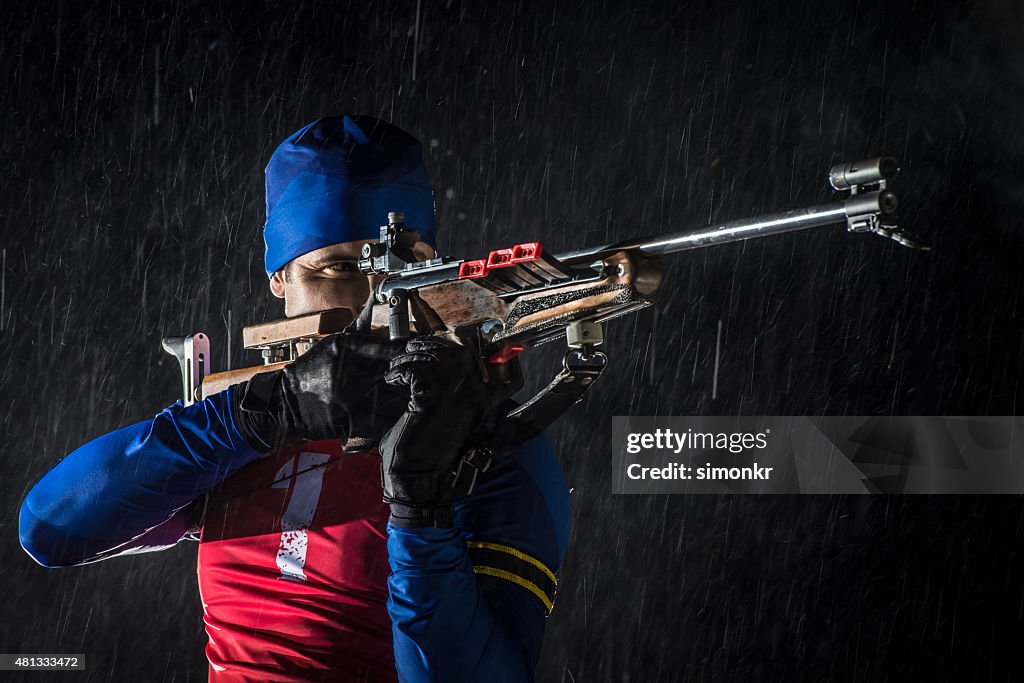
[269,270,286,299]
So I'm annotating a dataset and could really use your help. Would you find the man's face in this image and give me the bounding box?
[269,239,435,318]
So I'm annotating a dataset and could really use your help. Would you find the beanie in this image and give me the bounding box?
[263,115,436,278]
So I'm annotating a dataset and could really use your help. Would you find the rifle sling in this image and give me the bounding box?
[453,353,607,497]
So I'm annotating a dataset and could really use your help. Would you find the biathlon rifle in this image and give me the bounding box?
[163,157,923,454]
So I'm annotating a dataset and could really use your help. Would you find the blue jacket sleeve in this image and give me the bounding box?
[19,386,264,568]
[387,432,572,682]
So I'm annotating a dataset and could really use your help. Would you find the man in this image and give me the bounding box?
[19,115,571,682]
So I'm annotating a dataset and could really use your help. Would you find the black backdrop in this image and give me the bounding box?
[4,0,1024,680]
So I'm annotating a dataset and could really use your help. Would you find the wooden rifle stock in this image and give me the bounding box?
[163,308,353,405]
[200,362,289,399]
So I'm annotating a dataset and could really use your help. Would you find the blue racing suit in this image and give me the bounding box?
[19,386,571,682]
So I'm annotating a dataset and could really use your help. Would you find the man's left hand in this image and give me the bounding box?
[379,336,489,528]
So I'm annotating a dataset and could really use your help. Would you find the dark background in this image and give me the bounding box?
[3,0,1024,680]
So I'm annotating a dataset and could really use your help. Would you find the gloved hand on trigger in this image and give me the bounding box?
[230,332,409,452]
[379,336,490,528]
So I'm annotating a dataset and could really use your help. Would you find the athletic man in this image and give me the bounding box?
[20,115,571,682]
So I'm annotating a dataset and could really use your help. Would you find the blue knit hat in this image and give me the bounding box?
[263,115,436,278]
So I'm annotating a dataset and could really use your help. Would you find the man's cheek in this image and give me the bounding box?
[321,280,370,311]
[340,279,371,308]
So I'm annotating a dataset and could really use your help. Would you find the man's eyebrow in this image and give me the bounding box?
[308,255,359,267]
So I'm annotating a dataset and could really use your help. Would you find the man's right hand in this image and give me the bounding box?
[230,332,409,451]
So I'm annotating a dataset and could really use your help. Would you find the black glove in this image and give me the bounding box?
[231,332,409,452]
[379,336,490,528]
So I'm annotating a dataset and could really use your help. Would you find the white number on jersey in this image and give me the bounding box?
[271,452,330,582]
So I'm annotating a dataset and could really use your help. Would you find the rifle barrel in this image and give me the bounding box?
[554,202,849,263]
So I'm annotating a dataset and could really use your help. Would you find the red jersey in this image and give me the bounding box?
[197,440,396,683]
[20,388,570,681]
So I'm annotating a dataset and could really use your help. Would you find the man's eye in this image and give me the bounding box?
[325,262,359,273]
